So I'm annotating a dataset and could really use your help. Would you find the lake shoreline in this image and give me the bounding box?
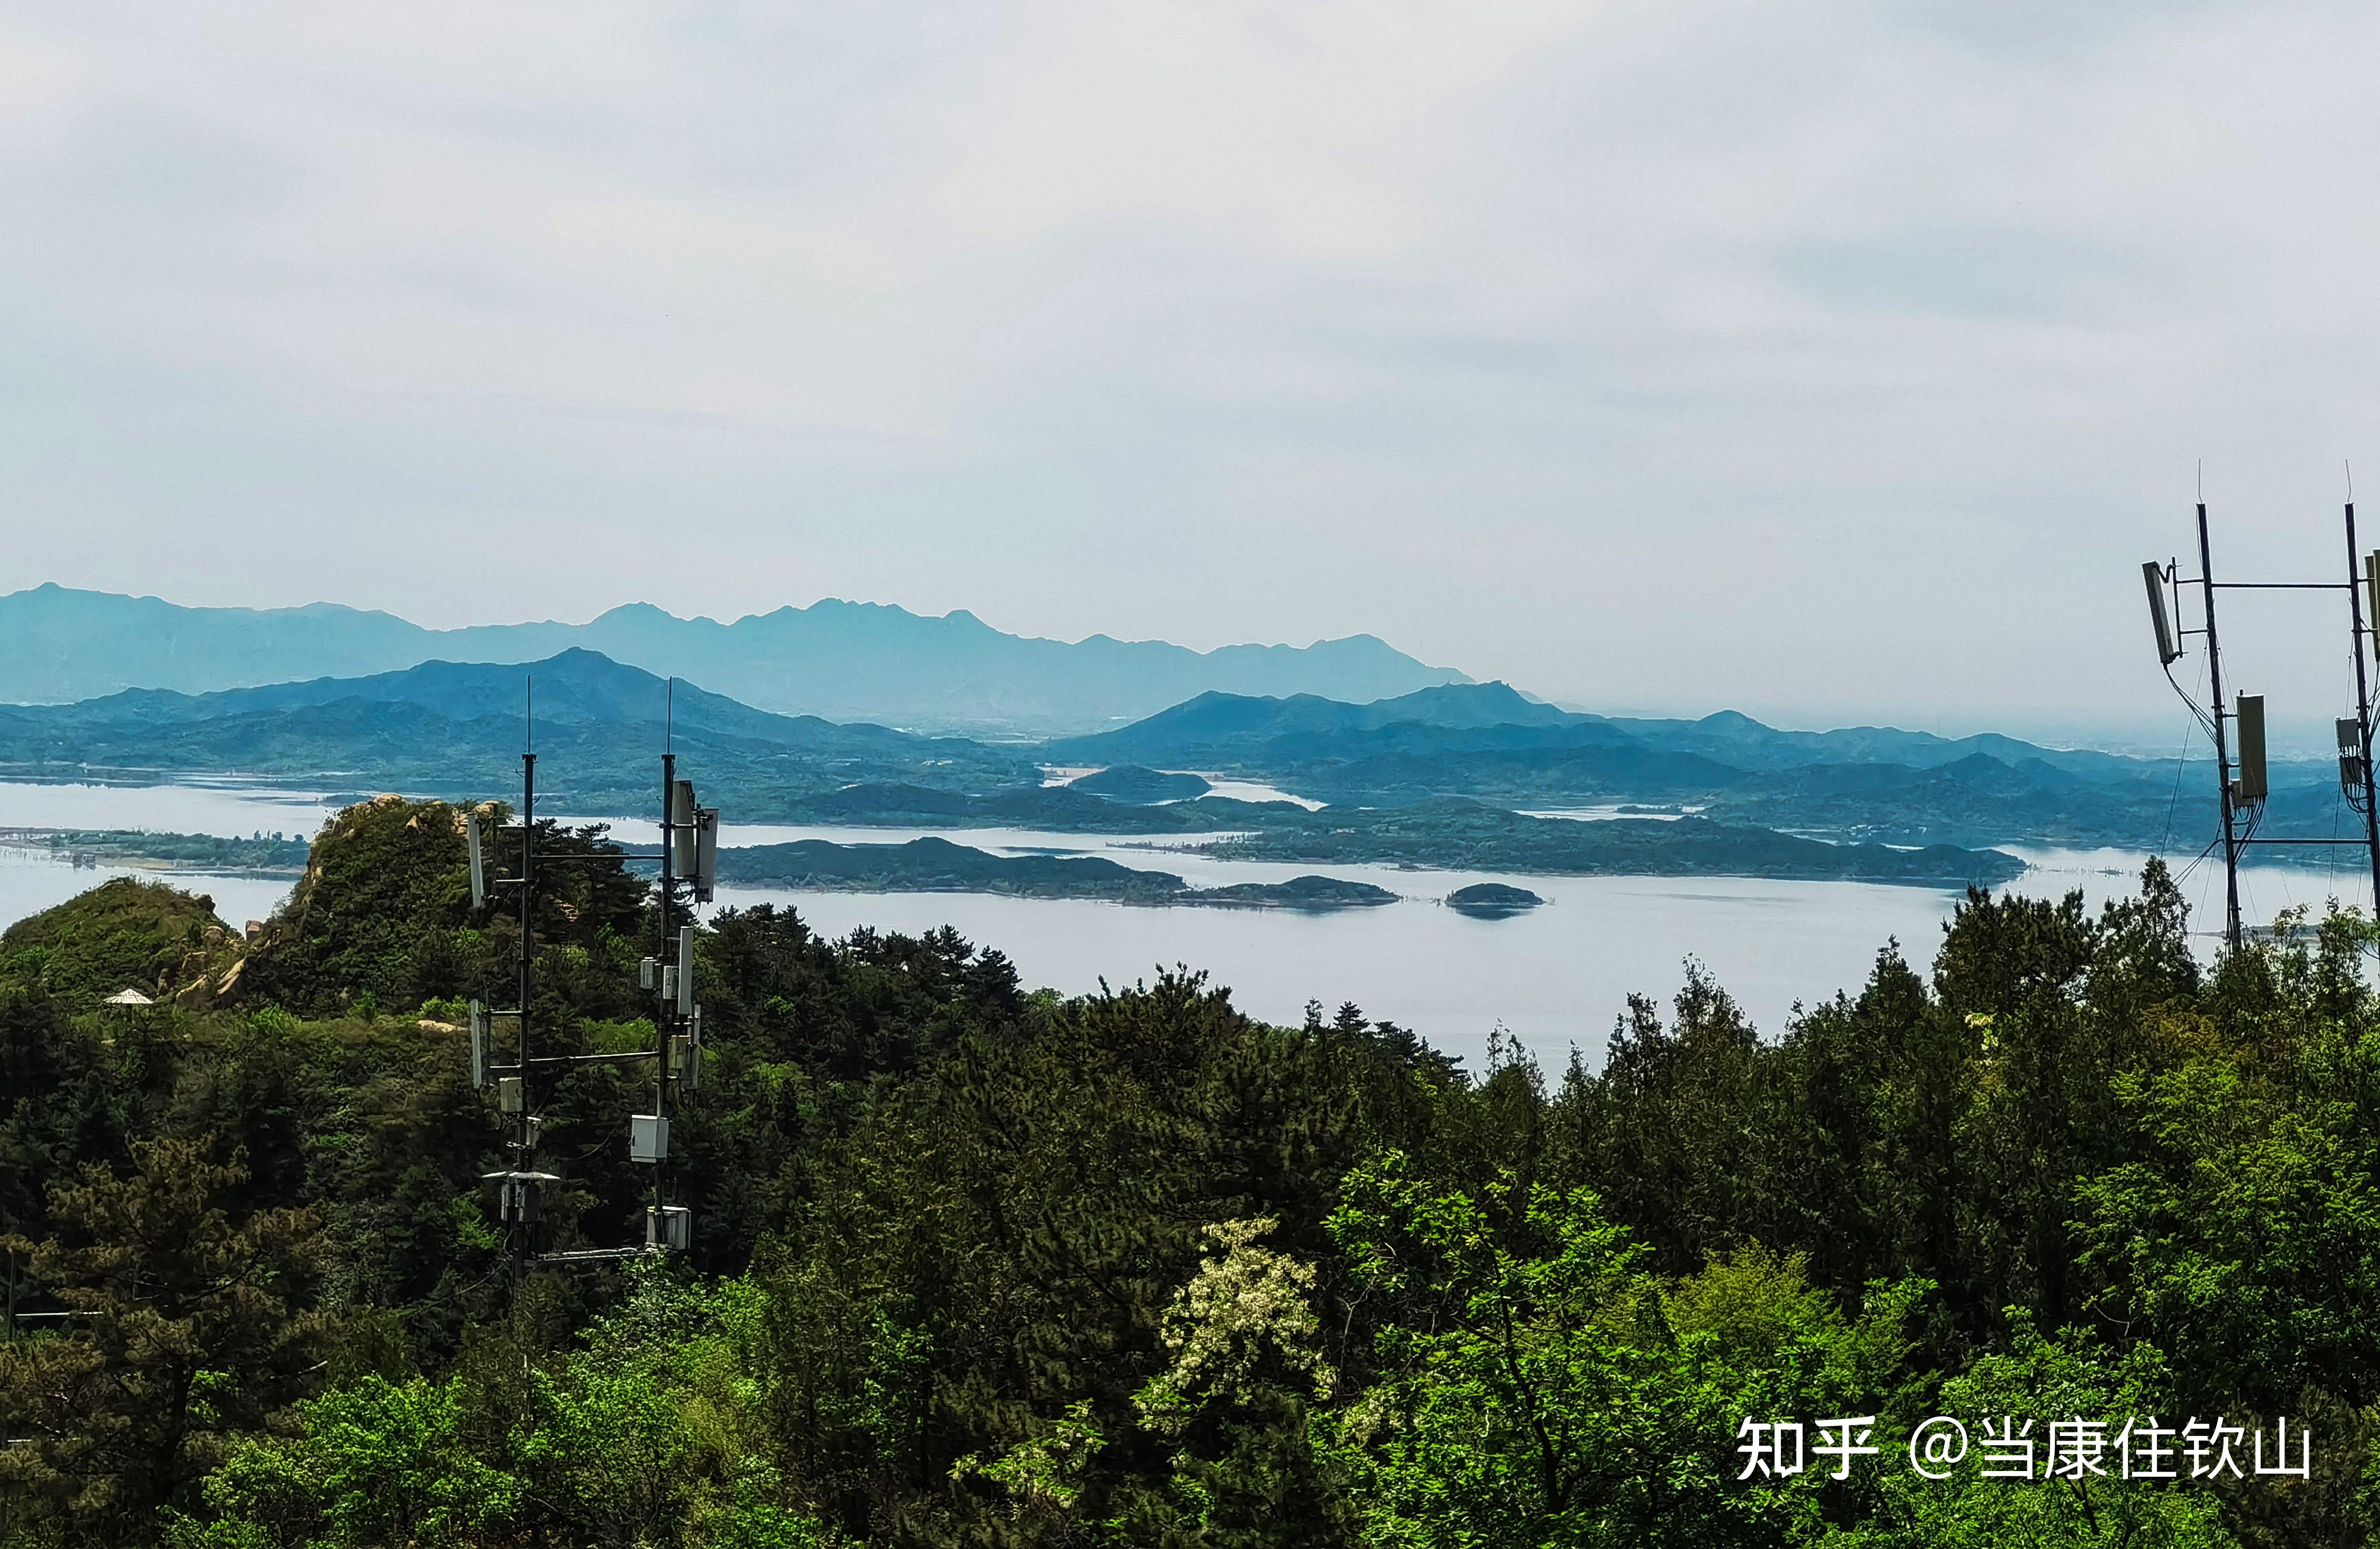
[0,778,2362,1069]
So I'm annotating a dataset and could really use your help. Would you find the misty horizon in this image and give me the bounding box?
[2,576,2343,758]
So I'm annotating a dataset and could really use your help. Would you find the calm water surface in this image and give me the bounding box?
[0,782,338,943]
[1,780,2363,1070]
[0,846,297,945]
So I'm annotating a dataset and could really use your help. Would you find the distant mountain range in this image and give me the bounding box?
[5,621,2335,877]
[0,649,1036,812]
[1050,684,2339,853]
[0,652,2036,884]
[1051,685,2148,779]
[0,584,1469,736]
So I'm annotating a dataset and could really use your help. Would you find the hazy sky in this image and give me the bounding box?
[4,1,2377,744]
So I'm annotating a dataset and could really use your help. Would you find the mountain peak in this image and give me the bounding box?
[0,587,1474,735]
[1053,677,1575,760]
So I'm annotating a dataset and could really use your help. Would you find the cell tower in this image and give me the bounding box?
[2143,498,2380,948]
[463,678,718,1286]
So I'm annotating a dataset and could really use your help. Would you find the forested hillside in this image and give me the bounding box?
[2,799,2373,1546]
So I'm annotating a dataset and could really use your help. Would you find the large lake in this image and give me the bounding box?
[2,780,2364,1070]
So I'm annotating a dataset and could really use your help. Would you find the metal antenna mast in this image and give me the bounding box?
[514,681,536,1288]
[639,677,713,1252]
[466,674,714,1290]
[654,679,677,1237]
[2195,505,2243,947]
[2346,496,2380,913]
[2146,491,2380,951]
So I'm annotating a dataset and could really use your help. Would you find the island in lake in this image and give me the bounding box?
[0,828,311,874]
[715,836,1397,909]
[1066,764,1211,803]
[1447,882,1545,916]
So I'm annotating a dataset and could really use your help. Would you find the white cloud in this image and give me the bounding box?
[1,0,2375,740]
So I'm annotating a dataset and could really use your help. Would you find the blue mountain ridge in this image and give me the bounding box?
[0,652,2043,882]
[0,584,1468,736]
[1049,685,2145,779]
[1048,683,2343,856]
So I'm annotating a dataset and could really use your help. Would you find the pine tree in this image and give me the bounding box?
[0,1138,330,1544]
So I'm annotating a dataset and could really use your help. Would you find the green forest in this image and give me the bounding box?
[2,796,2376,1546]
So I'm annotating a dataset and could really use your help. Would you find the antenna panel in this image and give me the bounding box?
[2234,693,2268,802]
[499,1178,540,1225]
[671,781,698,874]
[2142,561,2179,666]
[2367,553,2380,662]
[466,814,486,909]
[694,809,718,903]
[646,1204,693,1252]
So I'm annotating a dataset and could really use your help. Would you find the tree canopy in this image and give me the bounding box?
[0,801,2370,1548]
